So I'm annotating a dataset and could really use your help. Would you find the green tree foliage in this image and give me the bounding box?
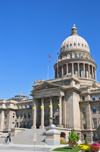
[85,137,88,145]
[68,130,79,145]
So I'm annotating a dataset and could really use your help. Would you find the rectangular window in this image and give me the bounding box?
[98,95,100,100]
[20,113,22,118]
[17,114,19,118]
[4,122,7,129]
[93,118,97,128]
[82,96,85,101]
[92,96,95,101]
[99,107,100,113]
[93,107,96,113]
[25,104,27,108]
[5,113,7,118]
[24,113,26,118]
[29,104,32,108]
[28,113,31,118]
[83,124,87,129]
[83,134,86,140]
[82,108,86,119]
[13,104,15,109]
[17,105,20,109]
[12,122,15,128]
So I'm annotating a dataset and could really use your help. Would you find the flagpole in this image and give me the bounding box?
[47,55,49,80]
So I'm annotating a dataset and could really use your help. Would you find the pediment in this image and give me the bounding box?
[34,82,59,92]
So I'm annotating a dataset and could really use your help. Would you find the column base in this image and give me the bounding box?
[31,125,36,129]
[39,125,45,129]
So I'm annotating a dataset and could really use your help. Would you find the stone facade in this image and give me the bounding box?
[0,25,100,143]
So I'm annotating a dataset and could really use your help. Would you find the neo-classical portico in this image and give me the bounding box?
[31,89,64,129]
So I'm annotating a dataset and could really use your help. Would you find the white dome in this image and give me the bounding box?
[60,26,90,53]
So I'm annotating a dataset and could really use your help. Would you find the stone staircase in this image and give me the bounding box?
[0,129,46,145]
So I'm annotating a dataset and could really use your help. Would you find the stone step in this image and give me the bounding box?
[12,129,46,145]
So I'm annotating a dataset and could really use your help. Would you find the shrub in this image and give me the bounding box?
[85,137,88,145]
[60,140,67,144]
[90,144,99,152]
[68,130,79,146]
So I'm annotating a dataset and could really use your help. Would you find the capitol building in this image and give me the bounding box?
[0,25,100,143]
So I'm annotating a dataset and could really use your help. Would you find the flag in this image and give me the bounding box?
[57,52,59,55]
[49,55,52,58]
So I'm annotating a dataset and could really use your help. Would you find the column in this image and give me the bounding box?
[86,103,92,130]
[32,98,37,128]
[66,63,68,75]
[40,97,44,128]
[0,110,4,131]
[83,63,85,77]
[59,95,62,127]
[72,63,74,75]
[49,96,53,118]
[78,63,79,77]
[88,64,90,78]
[92,66,93,79]
[61,65,63,76]
[95,67,97,80]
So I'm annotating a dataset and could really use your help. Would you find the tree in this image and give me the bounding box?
[68,130,79,146]
[85,137,88,145]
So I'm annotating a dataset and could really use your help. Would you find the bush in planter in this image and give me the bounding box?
[60,140,67,144]
[68,130,79,147]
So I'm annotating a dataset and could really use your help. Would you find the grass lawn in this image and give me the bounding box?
[52,146,81,151]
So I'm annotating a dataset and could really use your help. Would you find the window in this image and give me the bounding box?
[92,96,95,101]
[82,96,85,101]
[12,122,15,128]
[82,44,83,46]
[24,113,26,118]
[82,108,86,119]
[74,54,76,58]
[13,113,15,118]
[13,104,15,109]
[21,105,23,108]
[20,113,22,118]
[98,95,100,100]
[93,134,98,141]
[5,113,7,118]
[29,104,32,108]
[85,45,86,47]
[25,104,27,108]
[83,134,86,140]
[93,107,96,113]
[67,45,68,47]
[93,118,97,128]
[78,43,80,46]
[17,114,19,118]
[4,122,7,129]
[99,107,100,113]
[28,122,31,128]
[70,44,72,46]
[17,105,20,109]
[83,124,87,129]
[70,54,72,59]
[28,113,31,118]
[79,54,80,58]
[6,104,8,108]
[74,43,76,46]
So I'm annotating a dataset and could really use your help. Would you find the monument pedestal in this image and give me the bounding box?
[45,124,61,145]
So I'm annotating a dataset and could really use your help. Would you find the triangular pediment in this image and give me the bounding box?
[33,81,60,92]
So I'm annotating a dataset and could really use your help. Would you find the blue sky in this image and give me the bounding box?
[0,0,100,99]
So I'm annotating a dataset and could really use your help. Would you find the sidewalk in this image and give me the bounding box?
[0,143,67,152]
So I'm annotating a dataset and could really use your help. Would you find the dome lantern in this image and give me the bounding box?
[70,24,78,36]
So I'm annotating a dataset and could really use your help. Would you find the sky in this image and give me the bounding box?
[0,0,100,99]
